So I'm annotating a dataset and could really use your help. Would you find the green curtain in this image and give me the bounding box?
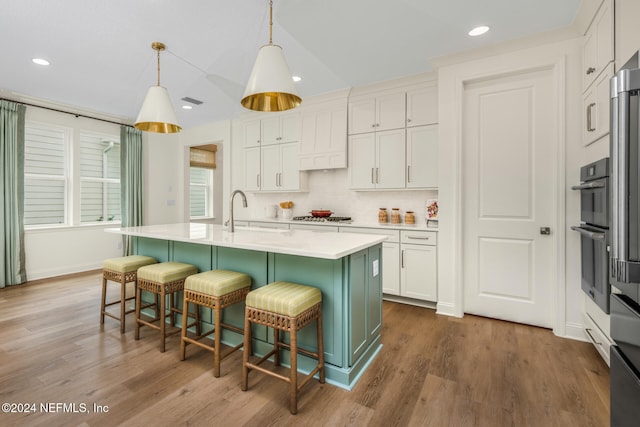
[0,101,26,287]
[120,126,144,256]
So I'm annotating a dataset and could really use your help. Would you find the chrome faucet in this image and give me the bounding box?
[228,189,248,232]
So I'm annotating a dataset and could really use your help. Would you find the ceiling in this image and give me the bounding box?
[0,0,581,129]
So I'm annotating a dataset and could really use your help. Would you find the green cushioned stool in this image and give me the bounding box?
[180,270,252,377]
[101,255,157,334]
[241,281,325,415]
[135,262,200,352]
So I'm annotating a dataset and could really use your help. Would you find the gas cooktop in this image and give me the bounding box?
[292,216,352,223]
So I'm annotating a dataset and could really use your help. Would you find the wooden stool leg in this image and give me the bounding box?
[100,276,107,325]
[194,302,201,336]
[214,303,222,378]
[290,328,298,415]
[317,311,325,383]
[119,276,127,334]
[273,327,280,366]
[160,289,167,353]
[180,294,189,361]
[241,310,251,391]
[134,284,142,340]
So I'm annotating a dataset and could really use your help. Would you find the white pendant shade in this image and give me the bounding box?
[241,44,301,112]
[135,85,181,133]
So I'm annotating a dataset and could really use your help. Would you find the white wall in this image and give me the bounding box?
[142,132,181,225]
[23,107,124,280]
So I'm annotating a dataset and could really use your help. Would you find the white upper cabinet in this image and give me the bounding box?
[299,102,348,170]
[243,119,262,148]
[243,146,261,191]
[406,125,438,188]
[349,129,406,189]
[261,114,301,145]
[406,85,438,127]
[582,0,614,91]
[348,92,406,134]
[583,63,613,146]
[261,142,300,191]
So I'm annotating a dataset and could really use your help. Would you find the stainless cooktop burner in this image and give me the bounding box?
[292,216,352,223]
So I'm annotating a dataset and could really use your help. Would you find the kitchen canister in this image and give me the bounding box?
[281,208,293,220]
[405,211,415,224]
[265,205,278,218]
[378,208,388,223]
[391,208,401,224]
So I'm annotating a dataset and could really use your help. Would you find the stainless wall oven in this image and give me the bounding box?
[609,50,640,427]
[571,158,610,313]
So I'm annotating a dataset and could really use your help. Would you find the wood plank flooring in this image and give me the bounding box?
[0,271,610,426]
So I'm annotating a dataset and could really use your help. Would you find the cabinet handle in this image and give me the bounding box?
[371,124,376,128]
[586,67,596,75]
[407,165,411,183]
[257,174,260,188]
[586,102,596,132]
[401,249,405,268]
[257,139,260,144]
[371,168,375,184]
[407,235,430,240]
[585,328,601,346]
[376,123,380,127]
[376,168,379,184]
[407,118,412,123]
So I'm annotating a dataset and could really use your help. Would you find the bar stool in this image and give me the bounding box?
[135,262,200,352]
[180,269,252,377]
[101,255,157,333]
[241,281,325,415]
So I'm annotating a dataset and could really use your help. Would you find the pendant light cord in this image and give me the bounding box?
[269,0,273,44]
[156,48,161,86]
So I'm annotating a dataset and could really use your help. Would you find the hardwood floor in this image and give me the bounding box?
[0,272,609,426]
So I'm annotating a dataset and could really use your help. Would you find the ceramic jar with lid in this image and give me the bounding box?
[378,208,388,223]
[405,211,415,224]
[390,208,401,224]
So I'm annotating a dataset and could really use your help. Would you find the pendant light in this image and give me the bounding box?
[241,0,301,112]
[135,42,182,133]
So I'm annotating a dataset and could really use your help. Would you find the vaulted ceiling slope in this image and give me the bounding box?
[0,0,580,129]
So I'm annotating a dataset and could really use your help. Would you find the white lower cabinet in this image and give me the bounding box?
[340,227,437,303]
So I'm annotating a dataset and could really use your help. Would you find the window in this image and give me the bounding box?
[24,123,68,226]
[79,134,121,223]
[23,122,120,227]
[190,167,213,218]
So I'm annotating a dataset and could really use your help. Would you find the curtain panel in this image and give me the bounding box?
[120,126,144,256]
[0,101,26,287]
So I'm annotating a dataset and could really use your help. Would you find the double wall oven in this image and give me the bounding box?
[571,158,610,313]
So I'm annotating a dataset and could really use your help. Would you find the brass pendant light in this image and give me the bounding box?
[241,0,301,112]
[135,42,182,133]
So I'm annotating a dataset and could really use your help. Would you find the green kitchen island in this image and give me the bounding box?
[107,223,385,390]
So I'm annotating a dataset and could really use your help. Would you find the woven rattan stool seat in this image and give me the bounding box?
[101,255,157,334]
[135,262,199,352]
[181,270,252,377]
[242,281,325,414]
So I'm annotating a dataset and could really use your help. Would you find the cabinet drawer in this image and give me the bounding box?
[401,230,437,245]
[584,310,612,366]
[248,221,290,230]
[290,223,338,233]
[339,227,399,243]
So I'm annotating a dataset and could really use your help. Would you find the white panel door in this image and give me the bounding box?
[260,145,280,191]
[463,67,555,328]
[348,133,376,189]
[279,142,299,191]
[376,129,405,189]
[407,125,438,188]
[402,243,437,301]
[243,147,261,191]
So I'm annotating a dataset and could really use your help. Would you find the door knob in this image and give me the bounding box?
[540,227,551,235]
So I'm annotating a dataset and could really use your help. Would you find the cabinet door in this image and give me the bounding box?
[582,28,597,90]
[279,142,300,191]
[280,114,300,143]
[402,243,437,301]
[261,145,280,190]
[299,107,348,170]
[382,242,400,295]
[376,129,406,189]
[243,147,261,191]
[376,92,406,131]
[348,133,376,189]
[348,98,376,135]
[406,86,438,127]
[244,119,262,148]
[261,117,281,145]
[583,63,613,146]
[407,125,438,188]
[582,0,614,91]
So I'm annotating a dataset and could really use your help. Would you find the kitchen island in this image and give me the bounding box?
[107,223,386,390]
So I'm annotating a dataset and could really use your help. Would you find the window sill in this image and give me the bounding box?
[24,222,122,233]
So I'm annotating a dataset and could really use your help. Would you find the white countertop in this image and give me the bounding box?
[106,223,387,260]
[234,217,439,231]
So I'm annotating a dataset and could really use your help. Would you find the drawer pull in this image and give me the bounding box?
[407,236,430,240]
[585,328,602,346]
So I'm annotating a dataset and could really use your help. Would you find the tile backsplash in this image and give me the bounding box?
[241,169,437,224]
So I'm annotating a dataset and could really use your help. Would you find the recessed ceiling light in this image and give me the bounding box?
[182,105,193,110]
[292,76,302,82]
[32,58,50,66]
[468,26,490,36]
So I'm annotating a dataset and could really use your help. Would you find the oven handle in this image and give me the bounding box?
[570,226,606,240]
[570,181,606,190]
